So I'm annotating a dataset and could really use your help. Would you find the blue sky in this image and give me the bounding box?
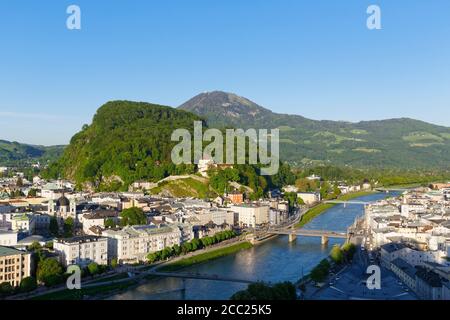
[0,0,449,145]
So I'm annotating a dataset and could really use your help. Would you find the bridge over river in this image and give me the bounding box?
[267,228,348,244]
[147,271,256,284]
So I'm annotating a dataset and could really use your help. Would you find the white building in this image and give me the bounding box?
[80,210,119,235]
[54,236,108,267]
[297,192,321,205]
[198,158,215,177]
[102,224,182,263]
[192,209,236,226]
[231,204,270,228]
[0,231,18,246]
[10,213,35,235]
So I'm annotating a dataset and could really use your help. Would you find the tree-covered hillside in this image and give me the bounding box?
[0,140,65,166]
[44,101,201,190]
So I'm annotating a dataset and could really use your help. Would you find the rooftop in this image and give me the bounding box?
[391,258,417,278]
[55,235,107,244]
[381,242,407,253]
[0,246,27,257]
[416,266,443,288]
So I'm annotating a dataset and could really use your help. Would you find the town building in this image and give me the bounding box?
[390,258,417,291]
[231,204,270,228]
[227,191,244,204]
[297,192,321,205]
[0,231,18,246]
[53,236,108,267]
[80,210,119,235]
[48,195,77,219]
[102,224,182,263]
[0,246,31,287]
[415,266,445,300]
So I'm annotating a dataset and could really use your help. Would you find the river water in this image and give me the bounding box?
[110,192,397,300]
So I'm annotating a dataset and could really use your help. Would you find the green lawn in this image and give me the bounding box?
[158,242,253,272]
[89,272,129,284]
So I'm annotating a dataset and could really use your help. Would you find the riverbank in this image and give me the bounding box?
[26,240,251,300]
[158,242,253,272]
[295,190,375,229]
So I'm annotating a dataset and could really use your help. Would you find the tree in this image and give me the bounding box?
[160,248,172,260]
[172,244,182,256]
[330,245,344,264]
[120,207,146,226]
[87,262,100,275]
[283,192,298,212]
[0,282,13,296]
[231,282,296,300]
[310,259,330,283]
[49,216,59,237]
[105,218,116,228]
[147,252,159,263]
[28,188,38,197]
[342,243,356,261]
[45,241,54,250]
[63,217,74,237]
[37,258,63,287]
[20,277,37,293]
[111,258,118,269]
[320,182,332,200]
[28,241,42,252]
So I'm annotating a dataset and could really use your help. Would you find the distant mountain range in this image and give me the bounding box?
[2,91,450,172]
[0,140,65,166]
[179,91,450,169]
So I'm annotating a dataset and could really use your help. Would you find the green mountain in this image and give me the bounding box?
[0,140,65,166]
[46,101,202,190]
[179,91,450,169]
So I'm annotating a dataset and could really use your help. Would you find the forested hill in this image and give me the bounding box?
[45,101,202,190]
[0,140,64,166]
[179,91,450,169]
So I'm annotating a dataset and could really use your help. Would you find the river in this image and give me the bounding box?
[110,192,397,300]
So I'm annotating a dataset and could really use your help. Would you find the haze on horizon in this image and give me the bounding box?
[1,0,449,145]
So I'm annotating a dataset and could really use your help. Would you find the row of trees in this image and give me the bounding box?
[330,243,356,264]
[310,259,331,283]
[0,277,37,297]
[231,282,297,300]
[147,230,237,263]
[310,243,357,283]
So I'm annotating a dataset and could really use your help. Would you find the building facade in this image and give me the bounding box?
[103,224,182,263]
[231,204,270,228]
[0,246,31,287]
[54,236,108,267]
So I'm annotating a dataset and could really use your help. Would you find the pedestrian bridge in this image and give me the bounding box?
[148,271,256,284]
